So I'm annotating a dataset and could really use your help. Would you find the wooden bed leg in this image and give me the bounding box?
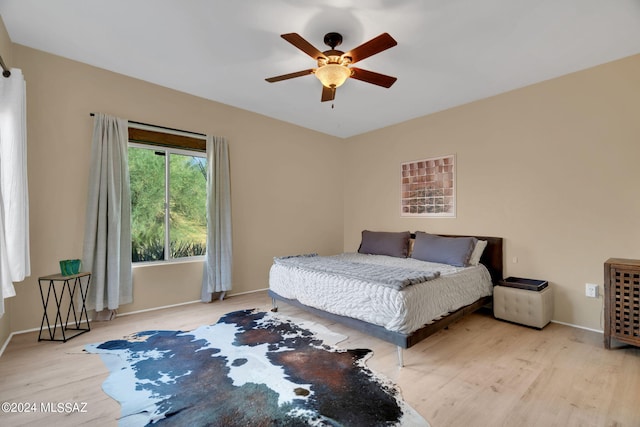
[271,298,279,312]
[397,346,404,368]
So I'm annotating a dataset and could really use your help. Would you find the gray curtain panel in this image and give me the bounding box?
[201,135,233,302]
[82,113,132,312]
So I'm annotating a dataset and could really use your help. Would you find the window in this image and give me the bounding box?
[129,138,207,263]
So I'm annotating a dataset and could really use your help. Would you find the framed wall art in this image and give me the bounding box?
[401,154,456,217]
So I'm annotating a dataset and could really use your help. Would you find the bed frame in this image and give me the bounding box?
[269,234,503,366]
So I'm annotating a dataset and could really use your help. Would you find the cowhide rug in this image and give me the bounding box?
[85,309,429,427]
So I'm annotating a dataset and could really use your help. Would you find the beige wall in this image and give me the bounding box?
[2,10,638,339]
[343,54,640,331]
[8,43,344,332]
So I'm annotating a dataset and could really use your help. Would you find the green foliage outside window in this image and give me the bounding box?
[129,146,207,262]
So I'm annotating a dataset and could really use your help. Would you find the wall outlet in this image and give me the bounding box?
[585,283,599,298]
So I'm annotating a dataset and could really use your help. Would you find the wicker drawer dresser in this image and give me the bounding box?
[604,258,640,349]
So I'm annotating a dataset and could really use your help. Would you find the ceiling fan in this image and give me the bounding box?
[265,32,398,102]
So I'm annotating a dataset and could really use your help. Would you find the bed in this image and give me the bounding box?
[268,231,503,366]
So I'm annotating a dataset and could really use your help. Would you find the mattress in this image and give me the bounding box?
[269,253,493,334]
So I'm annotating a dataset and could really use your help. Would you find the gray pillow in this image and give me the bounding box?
[411,232,477,267]
[358,230,411,258]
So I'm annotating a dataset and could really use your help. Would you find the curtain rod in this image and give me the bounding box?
[0,54,11,78]
[89,113,206,137]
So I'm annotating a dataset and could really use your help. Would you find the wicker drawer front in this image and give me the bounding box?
[611,269,640,340]
[605,258,640,349]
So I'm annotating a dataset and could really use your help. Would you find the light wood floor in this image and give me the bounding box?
[0,290,638,427]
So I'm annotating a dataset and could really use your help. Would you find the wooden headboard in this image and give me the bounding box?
[410,233,504,285]
[471,235,504,285]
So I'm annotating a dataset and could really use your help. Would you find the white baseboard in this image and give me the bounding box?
[5,288,597,358]
[116,287,269,317]
[0,320,93,358]
[550,319,603,334]
[0,288,270,357]
[115,300,201,318]
[0,331,19,358]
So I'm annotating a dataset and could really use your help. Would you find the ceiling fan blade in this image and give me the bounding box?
[350,68,397,88]
[344,33,397,64]
[281,33,326,60]
[265,69,315,83]
[321,85,335,102]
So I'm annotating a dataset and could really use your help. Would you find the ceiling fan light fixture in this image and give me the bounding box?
[315,64,351,88]
[266,32,397,102]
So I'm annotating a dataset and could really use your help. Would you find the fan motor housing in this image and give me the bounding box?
[323,32,343,49]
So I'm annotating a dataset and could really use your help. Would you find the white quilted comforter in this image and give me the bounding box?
[269,253,493,334]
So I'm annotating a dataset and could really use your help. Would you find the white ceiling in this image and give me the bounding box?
[2,0,640,138]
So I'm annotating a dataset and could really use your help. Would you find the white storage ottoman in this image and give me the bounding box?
[493,285,553,329]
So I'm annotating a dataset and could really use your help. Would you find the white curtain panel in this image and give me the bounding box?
[201,135,233,302]
[0,68,30,317]
[82,113,132,312]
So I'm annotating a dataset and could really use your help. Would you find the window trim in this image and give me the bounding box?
[128,122,206,151]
